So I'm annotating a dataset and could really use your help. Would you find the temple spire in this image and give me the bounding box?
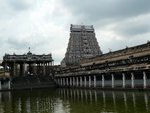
[61,24,102,67]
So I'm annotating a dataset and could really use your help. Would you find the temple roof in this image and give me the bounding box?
[70,24,94,32]
[3,52,53,63]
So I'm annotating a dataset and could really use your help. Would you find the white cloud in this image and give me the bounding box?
[0,0,73,65]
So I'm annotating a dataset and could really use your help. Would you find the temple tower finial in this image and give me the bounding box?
[28,47,30,51]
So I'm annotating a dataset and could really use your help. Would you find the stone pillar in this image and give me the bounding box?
[61,78,63,86]
[39,63,42,74]
[70,77,72,86]
[112,74,114,88]
[8,80,11,90]
[4,62,7,77]
[80,77,82,87]
[20,63,23,76]
[84,76,87,87]
[28,63,31,74]
[48,63,50,75]
[59,78,60,86]
[143,71,147,89]
[63,78,65,86]
[122,73,126,88]
[49,63,51,75]
[47,63,49,75]
[59,78,61,85]
[57,78,60,85]
[33,63,36,75]
[66,78,69,86]
[45,63,47,75]
[16,64,19,76]
[47,62,50,75]
[73,77,75,87]
[94,75,96,88]
[23,63,26,76]
[62,78,64,86]
[38,63,40,75]
[76,77,79,87]
[36,63,39,75]
[13,62,16,76]
[10,64,13,76]
[43,63,46,75]
[131,72,135,88]
[102,75,104,88]
[20,63,25,76]
[0,81,1,90]
[89,76,91,88]
[64,78,66,86]
[31,63,34,75]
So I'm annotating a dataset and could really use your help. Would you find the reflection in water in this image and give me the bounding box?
[123,92,127,112]
[94,90,97,102]
[85,90,87,102]
[112,92,116,111]
[89,90,92,104]
[103,91,106,110]
[80,90,83,103]
[144,93,148,111]
[132,92,136,112]
[0,89,149,113]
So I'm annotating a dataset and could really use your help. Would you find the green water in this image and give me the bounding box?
[0,89,149,113]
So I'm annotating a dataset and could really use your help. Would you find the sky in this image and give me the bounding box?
[0,0,150,64]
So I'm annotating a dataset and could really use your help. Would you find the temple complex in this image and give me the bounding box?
[61,24,102,67]
[1,25,150,90]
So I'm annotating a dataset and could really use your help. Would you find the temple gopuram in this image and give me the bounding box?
[61,24,102,67]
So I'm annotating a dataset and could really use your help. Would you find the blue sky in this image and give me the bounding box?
[0,0,150,64]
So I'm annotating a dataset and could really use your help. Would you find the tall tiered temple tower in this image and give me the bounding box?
[61,24,102,67]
